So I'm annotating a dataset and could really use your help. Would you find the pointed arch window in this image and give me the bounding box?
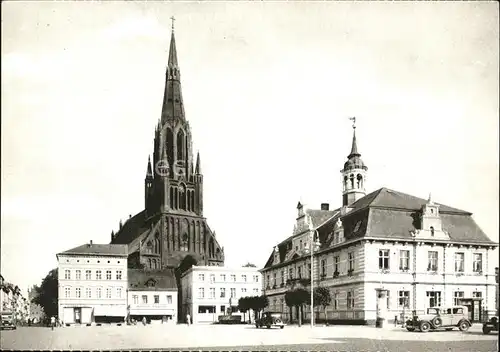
[177,130,185,161]
[166,128,174,170]
[181,233,189,252]
[169,187,174,208]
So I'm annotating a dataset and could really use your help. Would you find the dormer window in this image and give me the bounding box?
[430,226,435,236]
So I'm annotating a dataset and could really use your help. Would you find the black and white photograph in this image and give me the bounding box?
[1,1,498,351]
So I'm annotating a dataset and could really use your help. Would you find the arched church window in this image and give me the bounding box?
[181,233,189,252]
[191,192,195,212]
[349,174,355,189]
[344,176,349,191]
[148,258,152,269]
[177,130,185,161]
[166,128,174,170]
[174,188,178,209]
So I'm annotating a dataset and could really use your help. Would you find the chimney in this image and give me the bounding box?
[89,240,93,247]
[129,214,132,219]
[321,203,330,211]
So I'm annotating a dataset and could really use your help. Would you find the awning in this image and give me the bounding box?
[93,305,127,317]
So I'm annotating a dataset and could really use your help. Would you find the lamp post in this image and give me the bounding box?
[306,214,321,328]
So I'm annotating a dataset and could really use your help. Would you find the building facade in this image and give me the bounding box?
[57,242,128,325]
[127,269,178,323]
[261,123,499,325]
[181,266,262,324]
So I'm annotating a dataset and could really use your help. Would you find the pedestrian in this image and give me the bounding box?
[142,317,147,326]
[50,316,55,330]
[186,313,191,326]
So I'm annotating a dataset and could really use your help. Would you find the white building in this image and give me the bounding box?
[181,266,262,324]
[127,268,178,323]
[57,241,128,325]
[261,124,499,325]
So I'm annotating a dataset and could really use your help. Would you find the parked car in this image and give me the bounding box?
[405,306,471,332]
[482,316,499,335]
[255,311,285,329]
[0,311,17,330]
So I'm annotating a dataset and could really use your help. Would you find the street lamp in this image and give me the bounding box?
[306,214,321,328]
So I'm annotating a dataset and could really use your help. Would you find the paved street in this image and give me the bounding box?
[0,323,497,351]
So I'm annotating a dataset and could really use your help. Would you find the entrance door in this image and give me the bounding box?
[74,308,82,324]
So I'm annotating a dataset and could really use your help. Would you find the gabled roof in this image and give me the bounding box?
[111,210,152,245]
[349,187,470,214]
[128,268,177,291]
[58,244,128,257]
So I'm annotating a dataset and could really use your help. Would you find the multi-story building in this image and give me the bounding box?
[261,123,498,325]
[181,266,262,324]
[127,268,178,323]
[57,241,128,325]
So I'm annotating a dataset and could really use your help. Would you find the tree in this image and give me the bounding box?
[246,295,268,321]
[313,287,332,324]
[32,268,58,319]
[242,262,257,267]
[284,289,309,327]
[238,297,250,323]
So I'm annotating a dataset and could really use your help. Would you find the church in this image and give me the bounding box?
[261,122,498,325]
[110,24,225,320]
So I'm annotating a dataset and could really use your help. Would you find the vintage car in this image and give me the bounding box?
[0,311,16,330]
[482,316,499,335]
[255,311,285,329]
[405,306,471,332]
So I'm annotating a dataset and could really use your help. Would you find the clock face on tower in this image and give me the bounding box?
[157,160,170,177]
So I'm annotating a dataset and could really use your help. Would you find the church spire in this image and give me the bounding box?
[161,16,185,124]
[195,151,201,174]
[146,156,153,177]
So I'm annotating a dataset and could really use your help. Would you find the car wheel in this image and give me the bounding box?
[458,321,470,332]
[482,326,491,335]
[432,317,443,328]
[420,321,431,332]
[406,327,415,332]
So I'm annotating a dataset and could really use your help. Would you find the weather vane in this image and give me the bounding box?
[170,16,176,32]
[349,116,356,129]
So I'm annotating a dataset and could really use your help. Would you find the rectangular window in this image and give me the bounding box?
[472,292,482,298]
[85,270,91,280]
[96,287,102,299]
[254,275,259,282]
[398,291,410,308]
[96,270,102,280]
[334,256,340,273]
[106,288,112,299]
[453,291,464,306]
[142,295,148,304]
[427,251,438,272]
[231,274,236,282]
[220,288,226,298]
[65,287,71,298]
[348,252,355,271]
[266,274,270,287]
[242,275,247,282]
[379,249,390,270]
[167,295,172,304]
[454,252,465,272]
[399,250,410,271]
[86,287,91,298]
[220,274,226,282]
[116,271,122,280]
[154,295,160,304]
[308,264,311,279]
[209,288,215,299]
[198,274,205,281]
[253,288,259,295]
[281,270,285,284]
[106,270,112,280]
[347,290,354,309]
[75,270,81,280]
[198,288,204,299]
[333,292,339,310]
[76,287,81,298]
[230,288,236,298]
[273,272,277,286]
[210,274,215,283]
[288,268,294,280]
[64,270,71,280]
[387,290,391,309]
[117,287,122,298]
[133,295,138,304]
[298,266,302,279]
[473,253,483,273]
[426,291,441,307]
[241,288,247,294]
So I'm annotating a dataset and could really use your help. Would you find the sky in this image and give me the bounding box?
[1,1,499,295]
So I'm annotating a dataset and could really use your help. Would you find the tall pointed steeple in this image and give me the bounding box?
[146,156,153,178]
[195,151,201,174]
[161,17,185,123]
[348,128,361,159]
